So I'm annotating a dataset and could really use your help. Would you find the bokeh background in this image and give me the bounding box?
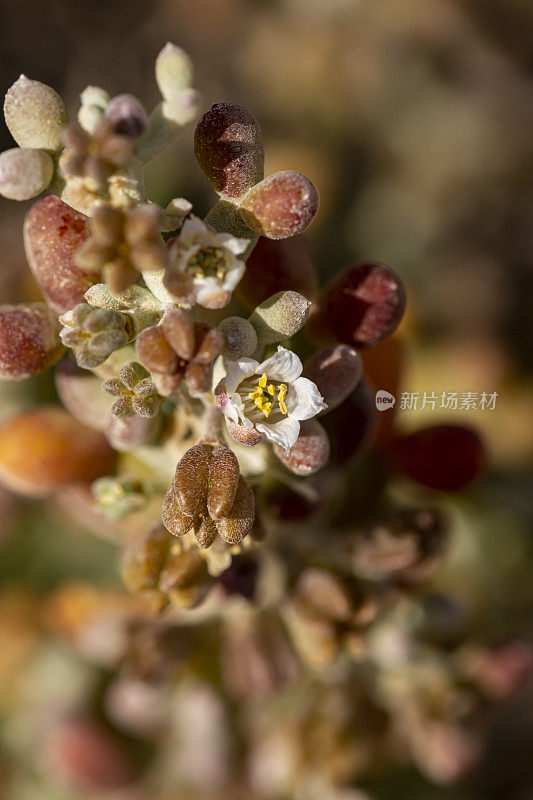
[0,1,532,799]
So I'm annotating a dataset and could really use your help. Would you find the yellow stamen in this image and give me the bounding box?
[266,384,275,396]
[279,400,287,415]
[259,374,267,388]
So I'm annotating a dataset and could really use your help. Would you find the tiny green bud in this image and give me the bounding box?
[155,43,194,99]
[218,316,258,360]
[248,290,310,345]
[0,147,54,200]
[4,75,67,150]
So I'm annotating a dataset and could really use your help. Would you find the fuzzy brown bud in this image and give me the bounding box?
[194,102,264,199]
[162,443,254,548]
[136,309,222,397]
[121,523,172,593]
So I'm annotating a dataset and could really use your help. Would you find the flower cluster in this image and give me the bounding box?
[0,42,516,800]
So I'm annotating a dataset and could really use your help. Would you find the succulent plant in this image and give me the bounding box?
[0,40,520,800]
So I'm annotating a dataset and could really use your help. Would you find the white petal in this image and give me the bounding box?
[286,377,328,420]
[221,258,245,292]
[224,357,259,395]
[258,346,302,383]
[256,417,300,455]
[215,231,250,255]
[180,215,207,245]
[194,275,224,306]
[220,394,240,424]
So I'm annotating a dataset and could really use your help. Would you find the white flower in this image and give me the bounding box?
[216,346,327,455]
[163,215,249,309]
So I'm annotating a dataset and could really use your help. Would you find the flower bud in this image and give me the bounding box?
[218,316,258,360]
[309,262,406,349]
[389,424,486,491]
[237,235,318,308]
[239,171,319,239]
[163,444,255,548]
[248,290,310,345]
[215,476,256,545]
[24,195,95,312]
[105,94,147,139]
[158,548,213,609]
[0,406,115,496]
[171,443,212,517]
[103,362,161,420]
[55,354,112,430]
[59,303,131,369]
[303,345,362,415]
[163,88,202,126]
[0,303,63,380]
[4,74,67,150]
[155,43,194,98]
[207,445,240,518]
[194,102,264,199]
[121,523,171,593]
[0,147,54,200]
[78,86,109,133]
[273,419,330,476]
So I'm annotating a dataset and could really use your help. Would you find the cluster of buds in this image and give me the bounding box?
[0,41,516,800]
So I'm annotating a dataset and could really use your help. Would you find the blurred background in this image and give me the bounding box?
[0,1,532,799]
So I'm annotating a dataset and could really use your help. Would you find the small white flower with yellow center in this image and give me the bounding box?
[215,346,327,454]
[163,215,249,309]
